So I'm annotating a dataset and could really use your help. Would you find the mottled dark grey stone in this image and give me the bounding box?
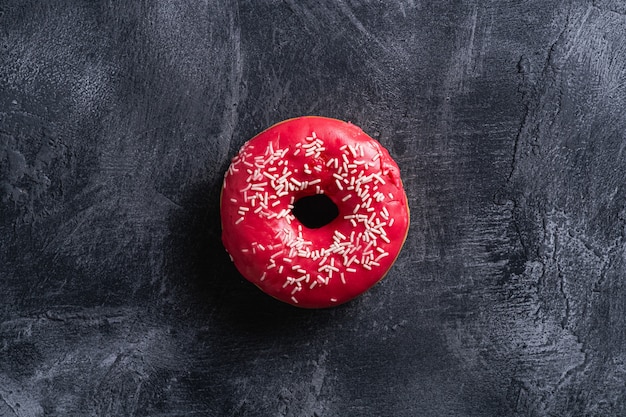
[1,1,625,416]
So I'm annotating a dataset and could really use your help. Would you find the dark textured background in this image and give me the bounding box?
[1,1,626,416]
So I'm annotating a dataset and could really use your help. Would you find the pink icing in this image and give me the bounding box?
[221,116,409,308]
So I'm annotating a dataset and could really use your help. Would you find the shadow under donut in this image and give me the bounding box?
[164,171,351,340]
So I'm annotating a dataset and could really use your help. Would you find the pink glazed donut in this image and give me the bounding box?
[221,116,410,308]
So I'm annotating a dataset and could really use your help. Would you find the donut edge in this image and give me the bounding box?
[219,116,411,308]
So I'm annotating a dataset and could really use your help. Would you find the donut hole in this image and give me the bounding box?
[292,194,339,229]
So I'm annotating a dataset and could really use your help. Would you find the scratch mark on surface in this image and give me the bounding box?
[544,5,594,74]
[41,206,95,260]
[0,395,18,417]
[560,5,594,66]
[442,4,483,95]
[155,191,182,209]
[507,97,531,183]
[467,5,478,65]
[218,5,243,161]
[336,0,372,40]
[335,0,387,52]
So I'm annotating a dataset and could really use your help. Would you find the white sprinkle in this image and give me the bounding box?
[389,218,395,226]
[335,179,344,190]
[342,194,352,202]
[291,296,299,304]
[380,235,391,243]
[290,178,302,187]
[372,173,386,184]
[260,272,267,281]
[235,217,244,225]
[375,252,389,262]
[346,268,357,273]
[340,272,346,284]
[330,298,337,302]
[263,171,276,181]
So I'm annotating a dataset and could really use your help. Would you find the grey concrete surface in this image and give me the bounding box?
[1,1,625,416]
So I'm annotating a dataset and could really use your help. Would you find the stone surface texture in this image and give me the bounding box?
[1,1,625,416]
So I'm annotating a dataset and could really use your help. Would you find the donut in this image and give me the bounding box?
[220,116,409,308]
